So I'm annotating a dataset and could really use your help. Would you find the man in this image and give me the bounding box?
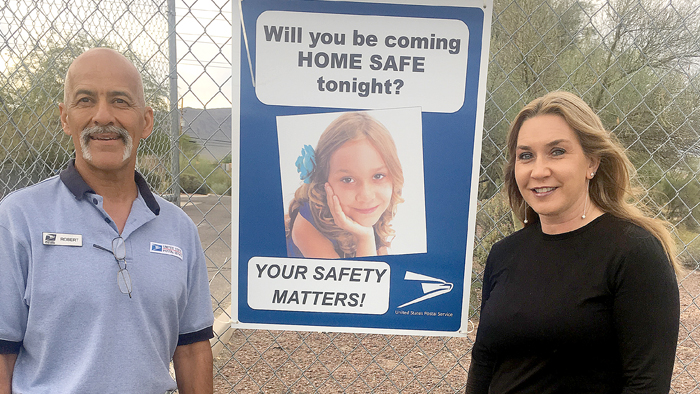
[0,48,214,393]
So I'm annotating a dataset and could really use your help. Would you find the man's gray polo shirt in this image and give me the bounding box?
[0,161,214,393]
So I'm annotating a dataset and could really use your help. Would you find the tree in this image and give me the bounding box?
[480,0,594,199]
[581,1,700,230]
[478,0,700,235]
[1,36,89,188]
[1,34,172,192]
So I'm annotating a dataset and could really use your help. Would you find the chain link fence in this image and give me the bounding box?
[2,0,700,392]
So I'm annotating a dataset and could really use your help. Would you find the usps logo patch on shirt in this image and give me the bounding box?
[150,242,183,260]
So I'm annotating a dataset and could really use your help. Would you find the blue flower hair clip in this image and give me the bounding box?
[295,144,315,184]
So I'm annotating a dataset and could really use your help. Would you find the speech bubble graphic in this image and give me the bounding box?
[255,11,469,113]
[248,257,391,314]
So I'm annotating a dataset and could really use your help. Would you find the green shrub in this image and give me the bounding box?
[179,173,209,195]
[470,192,516,318]
[675,227,700,269]
[179,154,231,196]
[209,182,231,196]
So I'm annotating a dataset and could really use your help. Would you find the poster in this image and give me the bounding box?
[232,0,493,336]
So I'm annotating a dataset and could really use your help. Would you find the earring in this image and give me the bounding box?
[523,203,529,224]
[582,179,590,219]
[590,172,596,178]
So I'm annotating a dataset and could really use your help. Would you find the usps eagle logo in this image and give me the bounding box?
[149,242,183,260]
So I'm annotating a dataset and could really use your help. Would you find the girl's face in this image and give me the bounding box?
[327,137,393,228]
[515,114,598,225]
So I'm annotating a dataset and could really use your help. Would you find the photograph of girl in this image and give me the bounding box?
[278,109,426,259]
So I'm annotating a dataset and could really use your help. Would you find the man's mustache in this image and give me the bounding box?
[80,125,131,144]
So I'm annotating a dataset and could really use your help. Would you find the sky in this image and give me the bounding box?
[175,0,233,109]
[0,0,233,110]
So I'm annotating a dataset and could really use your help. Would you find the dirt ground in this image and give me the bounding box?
[672,270,700,393]
[214,272,700,393]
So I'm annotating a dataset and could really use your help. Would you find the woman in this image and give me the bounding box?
[466,91,680,393]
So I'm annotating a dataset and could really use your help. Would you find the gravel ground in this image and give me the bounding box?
[214,272,700,393]
[672,271,700,393]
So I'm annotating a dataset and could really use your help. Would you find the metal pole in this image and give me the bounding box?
[167,0,180,207]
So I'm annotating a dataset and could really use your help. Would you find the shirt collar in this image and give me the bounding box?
[59,159,161,215]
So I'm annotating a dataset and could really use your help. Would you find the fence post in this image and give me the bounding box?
[168,0,180,207]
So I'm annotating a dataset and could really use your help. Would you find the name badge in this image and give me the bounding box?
[43,232,83,247]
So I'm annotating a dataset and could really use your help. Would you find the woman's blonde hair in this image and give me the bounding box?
[286,112,404,257]
[504,91,679,271]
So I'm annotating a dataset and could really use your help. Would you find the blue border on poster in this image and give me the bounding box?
[237,0,486,333]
